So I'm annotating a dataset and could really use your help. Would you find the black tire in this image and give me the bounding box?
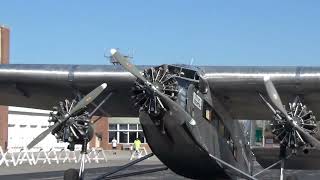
[64,168,79,180]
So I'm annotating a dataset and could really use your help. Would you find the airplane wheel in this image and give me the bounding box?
[286,175,298,180]
[64,168,79,180]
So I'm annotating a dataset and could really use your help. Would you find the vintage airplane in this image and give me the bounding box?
[1,49,320,180]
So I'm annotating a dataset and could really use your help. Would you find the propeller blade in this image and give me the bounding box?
[259,93,277,114]
[110,49,149,85]
[27,83,107,149]
[69,83,107,115]
[27,122,60,149]
[293,123,320,150]
[264,76,289,117]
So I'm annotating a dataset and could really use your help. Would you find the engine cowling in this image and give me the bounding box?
[271,97,317,149]
[131,65,179,117]
[49,99,94,150]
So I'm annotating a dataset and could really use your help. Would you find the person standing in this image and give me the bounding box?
[130,138,142,160]
[133,138,141,153]
[112,137,117,155]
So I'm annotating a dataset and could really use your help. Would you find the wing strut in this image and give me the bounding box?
[208,154,257,180]
[93,153,169,180]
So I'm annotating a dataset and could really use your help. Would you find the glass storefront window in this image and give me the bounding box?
[109,124,117,130]
[129,132,137,143]
[129,124,137,130]
[109,131,117,143]
[119,131,128,143]
[119,124,128,130]
[108,123,146,144]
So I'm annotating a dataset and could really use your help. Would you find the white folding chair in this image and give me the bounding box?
[16,148,34,165]
[0,146,17,167]
[47,148,59,164]
[35,148,51,165]
[59,148,78,163]
[140,147,148,156]
[89,148,107,163]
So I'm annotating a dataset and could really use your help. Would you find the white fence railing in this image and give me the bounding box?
[0,146,107,167]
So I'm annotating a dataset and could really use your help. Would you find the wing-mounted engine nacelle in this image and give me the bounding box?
[268,97,317,151]
[49,99,94,151]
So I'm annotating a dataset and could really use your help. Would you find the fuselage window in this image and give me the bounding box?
[202,100,213,121]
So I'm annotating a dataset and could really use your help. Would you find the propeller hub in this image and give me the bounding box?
[131,65,178,117]
[50,99,94,150]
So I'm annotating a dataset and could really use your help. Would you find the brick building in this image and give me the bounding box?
[0,26,9,151]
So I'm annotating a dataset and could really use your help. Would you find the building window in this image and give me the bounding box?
[109,124,117,130]
[129,132,137,143]
[109,123,146,144]
[119,124,128,130]
[119,131,128,143]
[109,131,117,143]
[129,124,137,130]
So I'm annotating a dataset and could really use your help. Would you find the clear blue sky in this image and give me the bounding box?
[1,1,320,66]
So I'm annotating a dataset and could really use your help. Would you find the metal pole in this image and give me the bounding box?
[79,153,85,179]
[262,120,265,147]
[250,120,256,147]
[280,159,285,180]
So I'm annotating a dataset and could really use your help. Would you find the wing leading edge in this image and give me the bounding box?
[0,64,139,117]
[1,64,320,119]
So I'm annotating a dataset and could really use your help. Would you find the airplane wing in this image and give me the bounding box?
[0,64,139,117]
[1,64,320,119]
[202,66,320,120]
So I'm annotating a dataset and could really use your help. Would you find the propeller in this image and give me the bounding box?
[111,49,149,86]
[110,49,195,130]
[263,76,320,150]
[110,49,170,98]
[27,83,107,149]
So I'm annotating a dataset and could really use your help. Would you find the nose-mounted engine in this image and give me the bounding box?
[131,65,179,117]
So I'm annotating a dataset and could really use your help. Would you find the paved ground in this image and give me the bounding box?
[1,150,320,179]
